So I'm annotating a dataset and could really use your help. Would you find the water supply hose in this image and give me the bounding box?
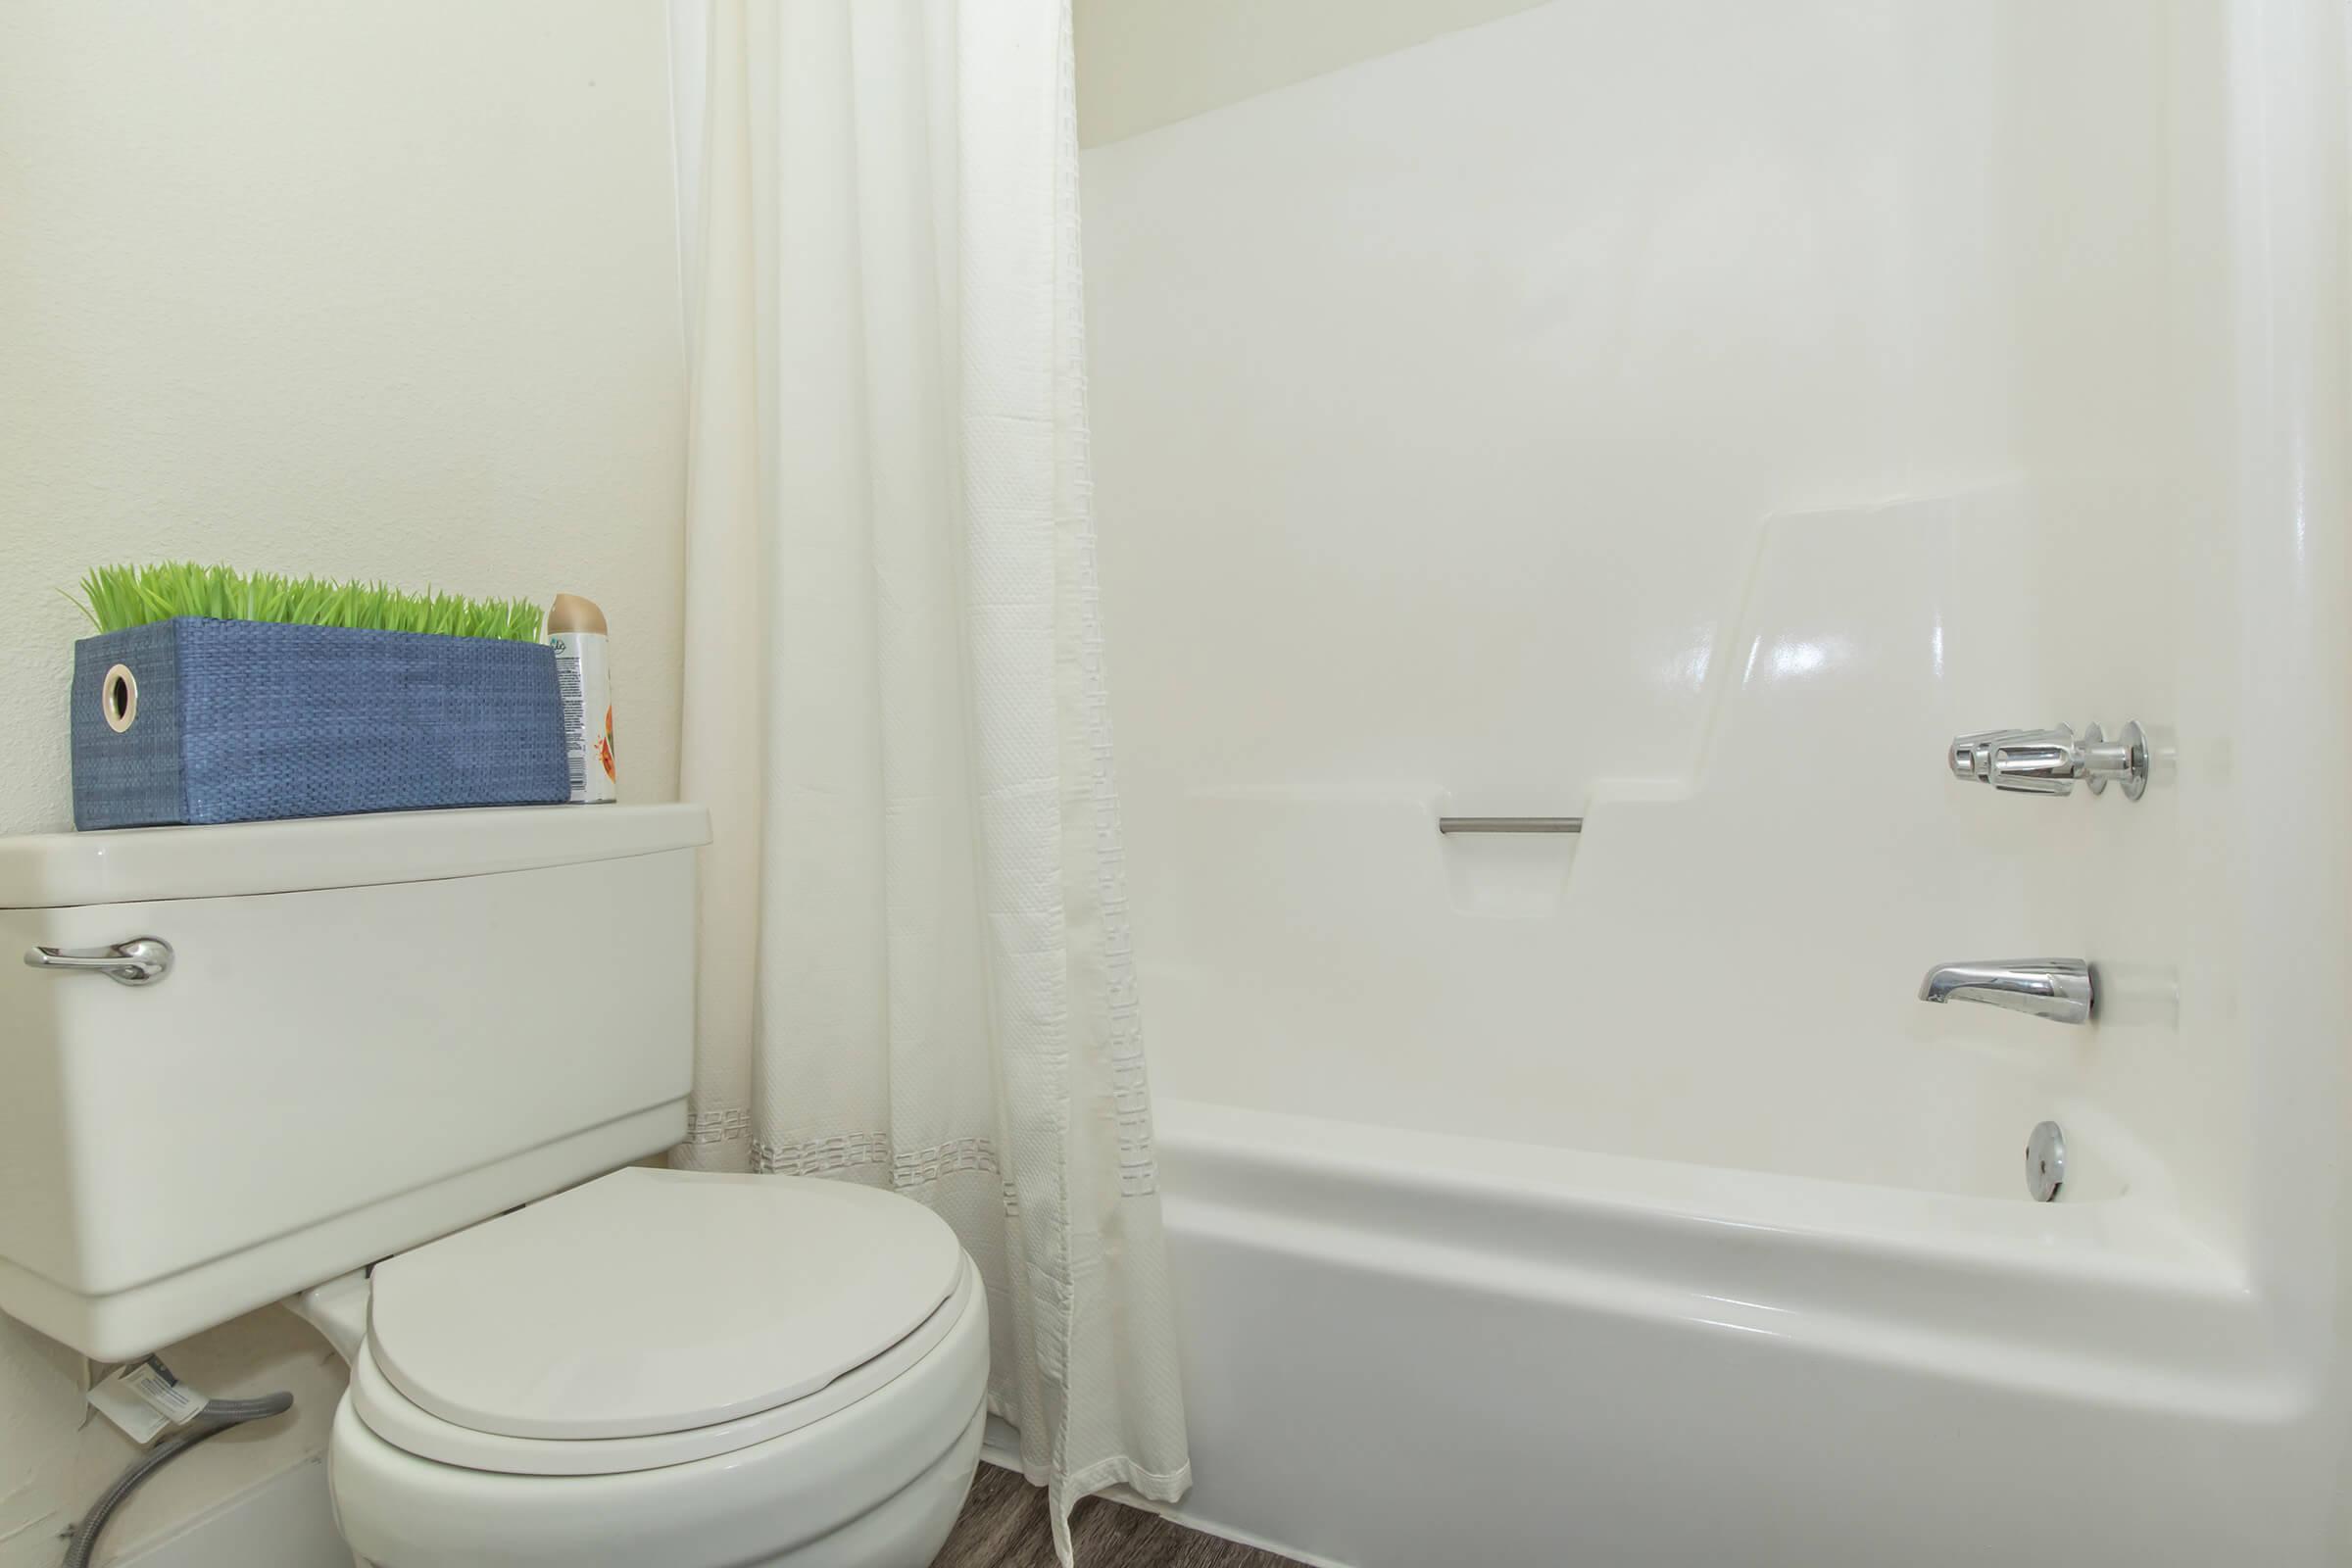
[60,1391,293,1568]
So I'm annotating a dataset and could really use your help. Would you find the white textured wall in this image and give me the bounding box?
[0,0,689,840]
[0,3,686,1561]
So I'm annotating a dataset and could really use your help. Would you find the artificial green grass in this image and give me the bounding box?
[70,563,544,643]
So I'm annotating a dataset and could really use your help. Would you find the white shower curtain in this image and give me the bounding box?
[667,0,1191,1555]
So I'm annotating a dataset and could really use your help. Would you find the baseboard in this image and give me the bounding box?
[110,1458,348,1568]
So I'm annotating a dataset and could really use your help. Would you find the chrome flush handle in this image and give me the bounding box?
[23,937,174,987]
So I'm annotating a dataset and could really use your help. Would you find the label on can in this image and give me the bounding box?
[550,630,617,803]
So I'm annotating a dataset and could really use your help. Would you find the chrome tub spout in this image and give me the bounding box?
[1917,959,2094,1025]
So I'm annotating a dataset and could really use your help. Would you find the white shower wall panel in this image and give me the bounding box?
[1083,0,2176,819]
[1079,3,2352,1561]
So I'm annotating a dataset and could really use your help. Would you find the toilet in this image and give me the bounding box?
[0,805,987,1567]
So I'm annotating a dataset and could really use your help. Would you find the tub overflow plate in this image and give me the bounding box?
[2026,1120,2065,1202]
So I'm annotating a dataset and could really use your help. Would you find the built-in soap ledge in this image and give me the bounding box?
[1437,802,1582,918]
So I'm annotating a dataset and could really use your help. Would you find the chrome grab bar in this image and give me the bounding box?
[1438,817,1583,835]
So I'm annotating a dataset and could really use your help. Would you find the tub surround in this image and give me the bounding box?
[1082,0,2350,1562]
[1134,487,2184,1207]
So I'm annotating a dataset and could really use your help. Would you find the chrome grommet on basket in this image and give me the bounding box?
[100,663,138,733]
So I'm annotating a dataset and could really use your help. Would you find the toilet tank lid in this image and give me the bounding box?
[0,805,711,909]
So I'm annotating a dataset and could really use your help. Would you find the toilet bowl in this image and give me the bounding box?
[299,1166,991,1568]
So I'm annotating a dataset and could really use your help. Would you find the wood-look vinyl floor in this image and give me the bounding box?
[933,1463,1305,1568]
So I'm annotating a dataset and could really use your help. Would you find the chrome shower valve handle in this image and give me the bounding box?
[1946,730,2026,781]
[2070,721,2151,799]
[1988,726,2081,795]
[1946,720,2149,800]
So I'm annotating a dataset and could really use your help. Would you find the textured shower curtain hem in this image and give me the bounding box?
[986,1395,1195,1551]
[1056,1452,1195,1507]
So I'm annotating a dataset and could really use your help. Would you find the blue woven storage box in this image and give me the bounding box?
[71,618,569,829]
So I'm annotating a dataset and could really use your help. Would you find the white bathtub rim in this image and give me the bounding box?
[1152,1098,2304,1421]
[1168,1188,2301,1421]
[1152,1098,2219,1279]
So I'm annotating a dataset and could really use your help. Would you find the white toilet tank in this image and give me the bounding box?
[0,805,709,1360]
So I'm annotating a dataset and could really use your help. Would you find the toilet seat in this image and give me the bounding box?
[351,1165,973,1474]
[350,1256,981,1475]
[328,1235,993,1568]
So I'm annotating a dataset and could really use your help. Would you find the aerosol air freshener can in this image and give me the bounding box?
[547,594,616,803]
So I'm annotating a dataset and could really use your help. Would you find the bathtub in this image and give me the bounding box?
[1146,1091,2319,1567]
